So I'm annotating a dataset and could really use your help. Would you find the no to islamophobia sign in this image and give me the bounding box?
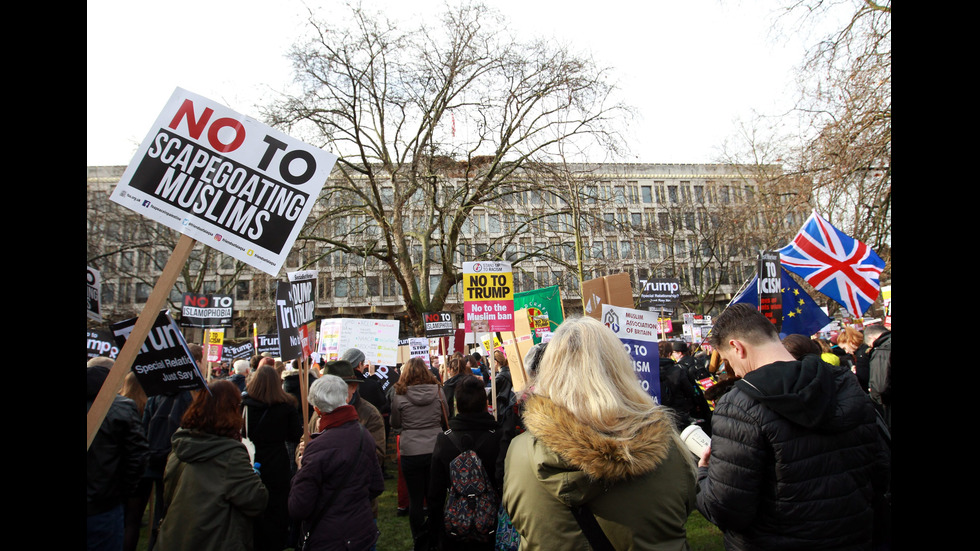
[180,292,234,328]
[109,87,338,276]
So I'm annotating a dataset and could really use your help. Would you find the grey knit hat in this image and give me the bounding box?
[341,348,366,368]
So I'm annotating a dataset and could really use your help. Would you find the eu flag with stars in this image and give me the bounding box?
[731,266,832,338]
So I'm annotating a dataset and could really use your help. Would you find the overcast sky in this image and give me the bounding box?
[87,0,828,167]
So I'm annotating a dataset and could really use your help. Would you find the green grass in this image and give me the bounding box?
[137,473,724,551]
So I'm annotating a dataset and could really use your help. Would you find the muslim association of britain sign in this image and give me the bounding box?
[109,87,338,276]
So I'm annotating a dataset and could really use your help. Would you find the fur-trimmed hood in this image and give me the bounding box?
[521,394,678,482]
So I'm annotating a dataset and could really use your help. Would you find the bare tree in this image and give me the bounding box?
[87,171,258,330]
[262,1,629,334]
[775,0,891,266]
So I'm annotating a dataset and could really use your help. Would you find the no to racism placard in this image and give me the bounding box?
[109,87,338,276]
[462,261,515,332]
[757,251,782,332]
[601,304,662,403]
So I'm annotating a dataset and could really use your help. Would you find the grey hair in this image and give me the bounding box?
[87,356,114,369]
[234,359,250,374]
[308,375,349,413]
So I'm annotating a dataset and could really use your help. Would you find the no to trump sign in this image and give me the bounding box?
[462,261,515,332]
[109,87,338,276]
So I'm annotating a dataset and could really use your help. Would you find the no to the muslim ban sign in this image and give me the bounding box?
[109,87,338,276]
[462,261,515,333]
[111,310,207,396]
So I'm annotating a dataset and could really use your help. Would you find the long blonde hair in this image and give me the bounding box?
[531,316,666,437]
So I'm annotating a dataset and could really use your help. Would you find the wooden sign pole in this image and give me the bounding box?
[299,356,312,443]
[87,234,196,450]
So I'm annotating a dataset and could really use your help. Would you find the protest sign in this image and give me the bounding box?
[757,251,782,332]
[223,340,255,361]
[462,261,515,332]
[409,337,430,367]
[500,308,536,393]
[255,333,280,356]
[287,270,318,325]
[275,281,305,361]
[206,329,224,363]
[582,272,633,320]
[323,318,401,366]
[111,310,207,396]
[513,285,564,344]
[298,321,317,360]
[181,292,234,328]
[423,311,456,338]
[638,277,681,311]
[109,87,337,276]
[316,319,344,361]
[87,329,118,360]
[601,304,661,403]
[87,266,102,323]
[91,90,336,450]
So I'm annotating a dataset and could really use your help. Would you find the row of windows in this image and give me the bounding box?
[328,179,759,209]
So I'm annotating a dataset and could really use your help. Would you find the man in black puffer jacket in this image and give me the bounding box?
[696,304,889,550]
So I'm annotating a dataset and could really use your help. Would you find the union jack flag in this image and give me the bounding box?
[777,211,885,317]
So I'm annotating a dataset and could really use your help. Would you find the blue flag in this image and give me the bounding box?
[731,266,832,338]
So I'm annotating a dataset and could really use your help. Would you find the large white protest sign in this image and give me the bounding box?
[109,87,337,276]
[318,318,400,366]
[601,304,661,403]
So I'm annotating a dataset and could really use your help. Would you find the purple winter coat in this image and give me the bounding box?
[288,418,384,550]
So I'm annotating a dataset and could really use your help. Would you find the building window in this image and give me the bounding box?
[334,278,349,298]
[641,185,653,203]
[236,280,250,301]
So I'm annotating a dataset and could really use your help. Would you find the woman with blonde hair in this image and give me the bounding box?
[503,316,696,551]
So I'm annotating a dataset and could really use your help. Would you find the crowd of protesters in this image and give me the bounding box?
[88,315,891,550]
